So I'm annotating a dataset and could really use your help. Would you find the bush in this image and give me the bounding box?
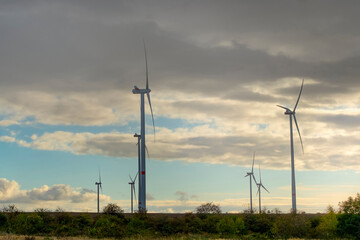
[216,215,246,236]
[196,202,222,215]
[127,214,153,237]
[315,207,338,239]
[183,212,202,234]
[200,214,221,233]
[103,203,125,218]
[339,193,360,214]
[24,213,45,234]
[91,215,126,238]
[337,213,360,239]
[271,213,311,239]
[0,212,8,232]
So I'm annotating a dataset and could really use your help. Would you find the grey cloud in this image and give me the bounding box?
[318,114,360,129]
[175,191,189,202]
[146,193,155,200]
[1,0,360,98]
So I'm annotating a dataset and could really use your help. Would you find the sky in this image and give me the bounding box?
[0,0,359,213]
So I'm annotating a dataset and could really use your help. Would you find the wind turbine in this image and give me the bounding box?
[95,169,102,213]
[128,173,138,214]
[277,79,304,213]
[132,41,155,211]
[256,164,269,213]
[245,152,257,213]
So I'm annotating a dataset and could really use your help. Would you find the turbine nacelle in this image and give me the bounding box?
[132,86,151,94]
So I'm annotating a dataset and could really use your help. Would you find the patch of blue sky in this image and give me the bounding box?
[153,116,205,130]
[1,114,206,139]
[250,123,269,130]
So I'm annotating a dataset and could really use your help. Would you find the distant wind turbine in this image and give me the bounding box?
[277,79,304,213]
[245,152,257,213]
[129,173,138,214]
[132,41,155,211]
[95,169,102,213]
[256,164,269,213]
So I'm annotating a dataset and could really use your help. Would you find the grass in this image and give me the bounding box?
[0,235,342,240]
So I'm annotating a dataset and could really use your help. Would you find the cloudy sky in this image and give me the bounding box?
[0,0,359,213]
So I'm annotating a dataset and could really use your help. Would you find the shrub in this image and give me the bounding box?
[183,212,202,234]
[244,213,273,235]
[271,213,311,239]
[315,207,338,239]
[216,215,245,236]
[91,215,126,238]
[24,213,45,234]
[337,213,360,239]
[127,214,153,236]
[339,193,360,214]
[196,202,222,215]
[0,212,8,232]
[73,214,93,235]
[103,203,125,218]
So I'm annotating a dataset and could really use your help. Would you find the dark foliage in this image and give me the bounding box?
[337,213,360,239]
[0,197,360,239]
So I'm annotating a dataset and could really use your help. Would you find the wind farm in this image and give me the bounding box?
[0,3,359,239]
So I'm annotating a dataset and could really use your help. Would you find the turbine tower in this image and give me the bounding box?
[256,164,269,213]
[245,152,257,213]
[134,133,141,208]
[128,173,138,214]
[95,169,102,213]
[132,41,155,211]
[277,79,304,213]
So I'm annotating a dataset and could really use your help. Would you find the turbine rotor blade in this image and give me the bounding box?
[145,145,150,158]
[252,174,258,185]
[133,185,137,202]
[143,40,149,90]
[293,79,304,112]
[293,114,304,154]
[277,105,291,111]
[129,175,133,182]
[146,92,156,141]
[262,184,270,193]
[134,172,138,182]
[252,152,255,173]
[259,164,262,183]
[98,168,101,183]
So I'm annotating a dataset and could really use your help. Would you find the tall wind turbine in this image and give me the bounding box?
[245,152,257,213]
[128,173,138,214]
[256,164,269,213]
[95,169,102,213]
[132,41,155,211]
[277,79,304,213]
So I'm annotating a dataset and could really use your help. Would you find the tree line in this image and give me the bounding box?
[0,194,359,239]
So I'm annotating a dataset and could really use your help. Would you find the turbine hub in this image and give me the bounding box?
[132,87,151,94]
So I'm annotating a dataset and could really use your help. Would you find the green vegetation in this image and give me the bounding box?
[0,195,359,239]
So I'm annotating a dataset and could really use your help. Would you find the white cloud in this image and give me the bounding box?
[0,178,110,211]
[0,120,19,126]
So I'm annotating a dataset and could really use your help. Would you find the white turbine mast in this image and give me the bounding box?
[245,152,257,213]
[95,168,102,213]
[129,173,138,214]
[132,40,155,211]
[256,164,270,213]
[277,79,304,213]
